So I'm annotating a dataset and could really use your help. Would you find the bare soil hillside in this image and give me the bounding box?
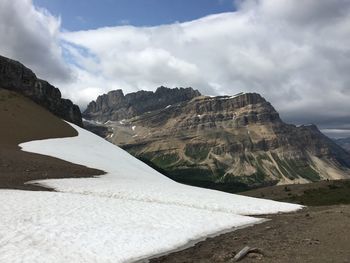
[0,88,103,190]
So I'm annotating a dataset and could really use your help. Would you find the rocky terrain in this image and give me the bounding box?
[1,56,350,263]
[0,88,103,191]
[0,55,99,190]
[84,89,350,190]
[0,55,82,126]
[334,137,350,153]
[150,179,350,263]
[83,86,201,123]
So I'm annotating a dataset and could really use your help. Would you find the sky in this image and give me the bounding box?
[0,0,350,138]
[33,0,237,30]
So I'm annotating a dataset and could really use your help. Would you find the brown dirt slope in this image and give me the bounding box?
[0,88,103,190]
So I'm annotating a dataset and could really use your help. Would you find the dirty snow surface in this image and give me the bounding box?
[1,122,302,262]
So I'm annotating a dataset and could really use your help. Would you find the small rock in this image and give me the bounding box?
[247,252,263,260]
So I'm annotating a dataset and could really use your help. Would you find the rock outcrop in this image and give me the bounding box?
[83,86,201,123]
[0,55,82,126]
[84,90,350,190]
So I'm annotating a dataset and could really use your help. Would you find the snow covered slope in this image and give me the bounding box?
[20,123,300,215]
[0,122,303,262]
[0,190,259,263]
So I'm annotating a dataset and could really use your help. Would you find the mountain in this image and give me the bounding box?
[0,88,102,191]
[334,137,350,153]
[0,54,99,190]
[0,55,82,126]
[10,108,299,263]
[84,90,350,190]
[83,86,201,123]
[0,56,300,262]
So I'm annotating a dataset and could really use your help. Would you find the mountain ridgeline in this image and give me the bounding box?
[83,88,350,191]
[334,138,350,153]
[0,55,82,126]
[84,86,201,123]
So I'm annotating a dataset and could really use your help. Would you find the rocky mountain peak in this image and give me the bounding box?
[83,86,201,122]
[190,93,271,113]
[83,88,350,189]
[0,55,82,126]
[133,92,281,129]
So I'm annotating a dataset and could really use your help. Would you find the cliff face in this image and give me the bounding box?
[84,90,350,190]
[0,55,82,126]
[83,86,201,122]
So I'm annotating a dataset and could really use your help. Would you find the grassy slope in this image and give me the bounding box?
[241,179,350,206]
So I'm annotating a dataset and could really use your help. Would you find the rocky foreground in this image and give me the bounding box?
[150,180,350,263]
[150,205,350,263]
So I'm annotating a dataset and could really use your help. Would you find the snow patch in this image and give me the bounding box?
[0,190,260,263]
[20,122,301,215]
[12,122,302,262]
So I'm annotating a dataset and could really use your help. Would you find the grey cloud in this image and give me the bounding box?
[0,0,72,83]
[61,0,350,136]
[0,0,349,138]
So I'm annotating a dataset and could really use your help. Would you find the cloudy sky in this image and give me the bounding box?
[0,0,349,138]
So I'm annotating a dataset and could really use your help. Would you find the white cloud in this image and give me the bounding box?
[1,0,350,135]
[0,0,72,82]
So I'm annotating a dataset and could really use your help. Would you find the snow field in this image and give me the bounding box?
[20,122,301,215]
[0,121,303,262]
[0,190,260,263]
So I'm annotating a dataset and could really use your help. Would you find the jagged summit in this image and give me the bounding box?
[83,86,201,122]
[0,55,82,126]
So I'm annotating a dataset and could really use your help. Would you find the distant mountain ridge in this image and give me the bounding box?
[334,137,350,153]
[0,55,82,126]
[83,86,201,123]
[84,89,350,190]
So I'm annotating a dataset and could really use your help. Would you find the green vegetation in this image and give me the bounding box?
[151,153,179,168]
[166,167,252,193]
[135,156,252,193]
[225,172,269,186]
[270,153,320,181]
[270,153,296,179]
[287,159,320,181]
[184,144,210,161]
[167,168,214,181]
[135,150,323,195]
[283,181,350,206]
[171,178,251,193]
